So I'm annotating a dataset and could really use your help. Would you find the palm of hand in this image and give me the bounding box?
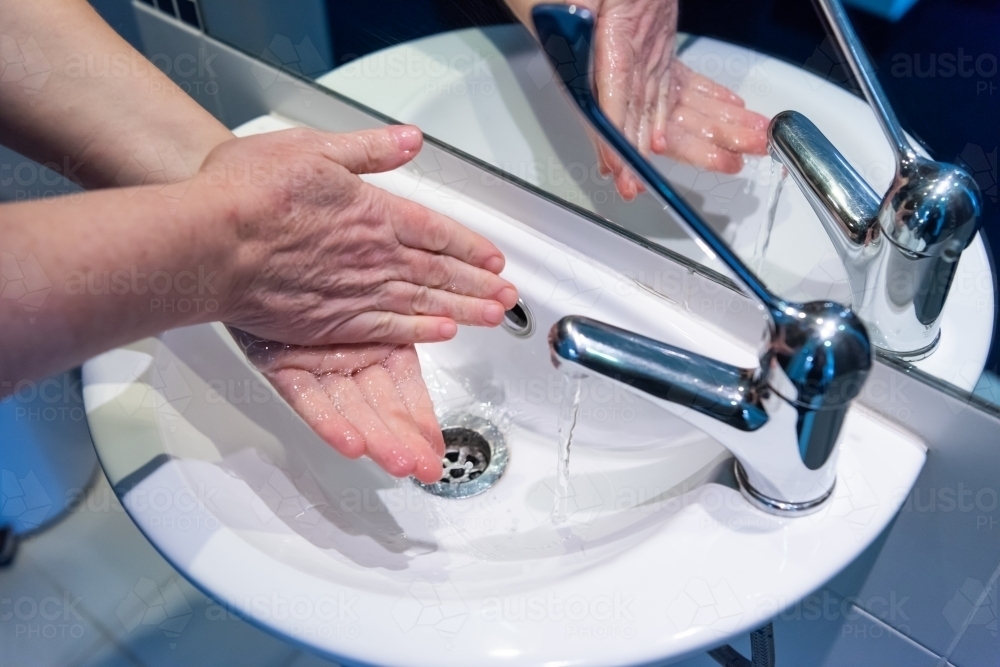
[230,329,446,484]
[588,0,770,198]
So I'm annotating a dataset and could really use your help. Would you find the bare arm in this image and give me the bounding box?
[0,0,232,188]
[0,180,237,385]
[0,126,514,388]
[0,127,516,484]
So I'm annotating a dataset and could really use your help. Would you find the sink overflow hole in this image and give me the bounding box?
[501,299,533,337]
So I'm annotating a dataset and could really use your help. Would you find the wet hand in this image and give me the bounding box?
[513,0,770,199]
[232,329,446,484]
[588,0,770,198]
[198,125,518,346]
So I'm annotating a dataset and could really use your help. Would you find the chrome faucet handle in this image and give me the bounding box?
[814,0,981,259]
[533,4,873,513]
[814,0,913,162]
[765,0,981,357]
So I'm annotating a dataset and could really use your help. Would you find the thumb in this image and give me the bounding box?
[321,125,423,174]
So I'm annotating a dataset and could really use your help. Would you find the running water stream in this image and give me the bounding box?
[753,159,789,276]
[552,375,583,524]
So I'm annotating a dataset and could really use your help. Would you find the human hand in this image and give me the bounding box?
[196,125,518,346]
[231,329,446,484]
[512,0,770,199]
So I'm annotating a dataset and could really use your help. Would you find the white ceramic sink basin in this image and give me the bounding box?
[319,26,994,392]
[82,115,927,666]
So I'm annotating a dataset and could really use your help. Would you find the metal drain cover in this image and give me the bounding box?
[441,428,491,484]
[415,415,507,498]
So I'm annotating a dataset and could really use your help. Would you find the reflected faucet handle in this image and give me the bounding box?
[531,4,872,403]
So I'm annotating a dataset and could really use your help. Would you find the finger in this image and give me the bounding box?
[392,248,517,308]
[383,346,446,456]
[373,283,507,327]
[268,368,366,459]
[658,125,745,174]
[314,125,424,175]
[682,90,769,131]
[599,142,623,182]
[385,193,506,273]
[652,77,673,156]
[353,363,443,483]
[615,168,639,201]
[585,127,612,178]
[319,372,419,478]
[333,312,458,345]
[669,104,768,155]
[593,35,632,139]
[673,63,745,106]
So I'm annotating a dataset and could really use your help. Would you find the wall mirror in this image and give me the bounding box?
[130,0,998,408]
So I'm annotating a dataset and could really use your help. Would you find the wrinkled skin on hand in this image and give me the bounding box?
[201,125,518,346]
[231,328,446,485]
[202,126,519,483]
[520,0,770,199]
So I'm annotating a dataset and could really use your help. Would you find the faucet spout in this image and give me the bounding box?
[549,314,870,514]
[767,0,982,359]
[769,111,880,248]
[769,108,981,358]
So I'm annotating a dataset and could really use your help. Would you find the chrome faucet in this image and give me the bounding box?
[533,4,872,515]
[768,0,981,359]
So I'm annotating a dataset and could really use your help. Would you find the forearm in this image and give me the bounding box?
[0,184,238,389]
[0,0,232,189]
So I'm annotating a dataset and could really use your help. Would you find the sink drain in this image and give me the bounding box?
[416,415,507,498]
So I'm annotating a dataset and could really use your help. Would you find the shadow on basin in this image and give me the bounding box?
[158,326,440,570]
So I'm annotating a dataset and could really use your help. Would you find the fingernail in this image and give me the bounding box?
[497,287,518,308]
[484,254,505,273]
[438,320,457,339]
[484,302,505,325]
[391,125,422,152]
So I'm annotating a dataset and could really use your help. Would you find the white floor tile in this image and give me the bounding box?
[119,575,297,667]
[0,556,106,667]
[21,472,180,639]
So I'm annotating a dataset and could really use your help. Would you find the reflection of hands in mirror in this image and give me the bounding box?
[230,330,446,484]
[199,125,518,346]
[510,0,770,199]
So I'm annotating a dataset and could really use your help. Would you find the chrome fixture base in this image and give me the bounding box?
[875,330,941,363]
[735,462,835,517]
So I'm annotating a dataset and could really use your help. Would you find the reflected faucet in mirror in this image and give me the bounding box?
[768,0,981,360]
[532,4,872,516]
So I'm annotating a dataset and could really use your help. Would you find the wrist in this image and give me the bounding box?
[163,171,247,329]
[176,152,271,329]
